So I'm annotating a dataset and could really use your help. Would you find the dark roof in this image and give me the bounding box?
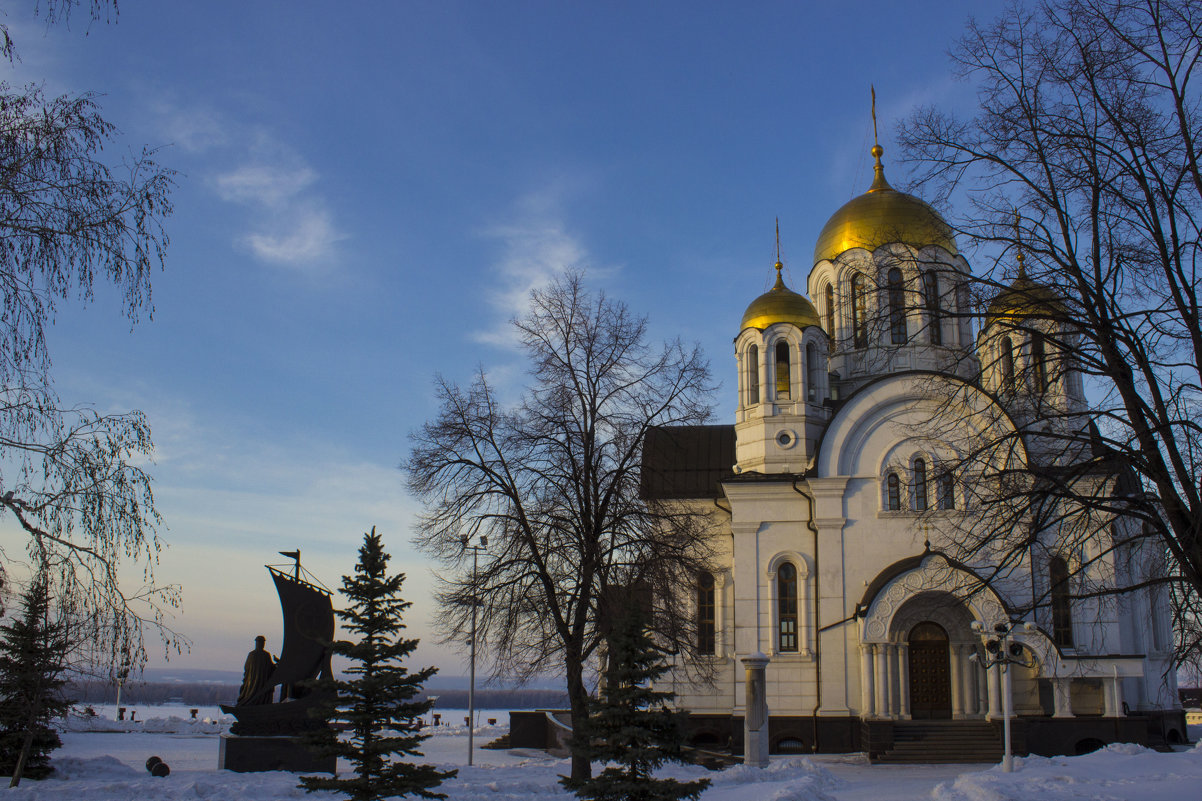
[640,425,735,500]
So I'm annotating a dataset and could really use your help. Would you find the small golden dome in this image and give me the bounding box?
[812,146,958,264]
[985,256,1065,326]
[741,262,821,331]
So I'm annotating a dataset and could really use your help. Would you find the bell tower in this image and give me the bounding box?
[734,243,830,475]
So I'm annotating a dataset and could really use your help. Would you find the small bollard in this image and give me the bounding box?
[117,707,126,721]
[190,708,198,719]
[488,718,497,725]
[130,710,137,722]
[464,716,470,726]
[433,713,441,726]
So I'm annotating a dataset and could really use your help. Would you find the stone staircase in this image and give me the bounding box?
[874,721,1006,763]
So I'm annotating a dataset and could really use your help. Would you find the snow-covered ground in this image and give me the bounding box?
[8,708,1199,801]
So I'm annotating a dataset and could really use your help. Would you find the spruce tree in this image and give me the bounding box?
[0,573,72,785]
[566,602,710,801]
[300,528,455,800]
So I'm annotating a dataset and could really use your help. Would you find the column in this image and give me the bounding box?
[986,663,1002,720]
[1104,673,1125,717]
[1052,678,1073,718]
[898,643,911,719]
[949,645,965,719]
[860,644,875,718]
[962,648,977,716]
[742,653,770,767]
[976,661,988,717]
[873,644,887,719]
[883,644,895,718]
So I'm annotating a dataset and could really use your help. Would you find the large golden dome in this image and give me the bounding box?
[741,262,821,331]
[812,146,957,264]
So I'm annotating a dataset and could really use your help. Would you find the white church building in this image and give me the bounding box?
[641,143,1186,761]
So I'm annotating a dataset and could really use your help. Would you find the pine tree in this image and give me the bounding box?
[300,528,455,800]
[566,602,710,801]
[0,573,72,785]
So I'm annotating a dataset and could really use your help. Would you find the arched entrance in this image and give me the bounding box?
[908,621,951,719]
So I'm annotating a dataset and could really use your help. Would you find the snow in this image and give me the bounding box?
[2,709,1196,800]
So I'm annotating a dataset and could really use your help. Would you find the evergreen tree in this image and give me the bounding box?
[0,573,72,785]
[301,528,455,800]
[566,602,710,801]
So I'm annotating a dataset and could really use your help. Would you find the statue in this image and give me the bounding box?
[236,636,277,705]
[220,552,336,773]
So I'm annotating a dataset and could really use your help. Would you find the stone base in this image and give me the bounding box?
[219,733,335,773]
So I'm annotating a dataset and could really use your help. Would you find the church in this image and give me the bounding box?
[640,140,1186,761]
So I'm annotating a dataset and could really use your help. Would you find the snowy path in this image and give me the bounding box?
[4,720,1199,800]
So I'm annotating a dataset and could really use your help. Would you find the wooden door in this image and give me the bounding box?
[908,621,951,719]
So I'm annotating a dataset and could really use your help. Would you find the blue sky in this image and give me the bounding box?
[0,0,1003,678]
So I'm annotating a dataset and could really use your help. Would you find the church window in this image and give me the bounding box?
[937,471,955,510]
[1000,337,1016,392]
[888,267,907,344]
[824,284,835,335]
[912,458,928,511]
[777,562,798,652]
[1032,332,1048,392]
[747,344,760,404]
[886,473,901,511]
[852,274,868,347]
[924,270,942,345]
[806,342,819,402]
[775,342,791,399]
[1050,556,1073,648]
[697,572,716,655]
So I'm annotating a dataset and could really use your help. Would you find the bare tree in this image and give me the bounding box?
[405,272,716,782]
[0,4,180,674]
[894,0,1202,669]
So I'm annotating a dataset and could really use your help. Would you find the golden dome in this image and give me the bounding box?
[741,262,821,331]
[812,145,958,264]
[985,256,1065,326]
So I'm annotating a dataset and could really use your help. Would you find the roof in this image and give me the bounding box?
[640,424,735,500]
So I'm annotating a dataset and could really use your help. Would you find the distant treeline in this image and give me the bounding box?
[67,681,242,706]
[65,681,569,711]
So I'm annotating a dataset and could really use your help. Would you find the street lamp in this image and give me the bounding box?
[970,619,1036,772]
[460,534,487,767]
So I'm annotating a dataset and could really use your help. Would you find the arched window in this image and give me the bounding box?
[1032,332,1048,392]
[912,458,928,511]
[1049,556,1073,648]
[924,270,942,345]
[1000,337,1015,392]
[888,267,907,344]
[806,342,819,402]
[937,471,955,510]
[697,572,716,655]
[777,563,798,652]
[775,341,791,399]
[824,283,835,335]
[886,472,901,511]
[747,344,760,404]
[852,274,868,348]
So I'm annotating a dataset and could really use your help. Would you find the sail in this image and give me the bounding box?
[265,566,335,688]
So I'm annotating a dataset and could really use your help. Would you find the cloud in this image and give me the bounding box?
[472,188,590,348]
[212,156,343,269]
[151,102,229,153]
[214,163,315,206]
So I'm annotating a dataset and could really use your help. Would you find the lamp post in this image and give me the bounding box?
[461,535,487,767]
[970,619,1035,772]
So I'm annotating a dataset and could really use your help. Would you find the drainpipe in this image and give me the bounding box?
[792,477,821,753]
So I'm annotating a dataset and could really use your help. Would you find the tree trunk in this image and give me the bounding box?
[9,727,34,787]
[565,651,592,783]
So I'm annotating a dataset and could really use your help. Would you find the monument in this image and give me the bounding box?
[219,551,337,773]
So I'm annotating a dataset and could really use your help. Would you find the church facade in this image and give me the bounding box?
[642,144,1186,759]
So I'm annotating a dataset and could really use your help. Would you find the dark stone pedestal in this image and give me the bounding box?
[219,733,335,773]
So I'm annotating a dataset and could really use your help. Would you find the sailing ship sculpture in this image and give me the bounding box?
[219,552,336,771]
